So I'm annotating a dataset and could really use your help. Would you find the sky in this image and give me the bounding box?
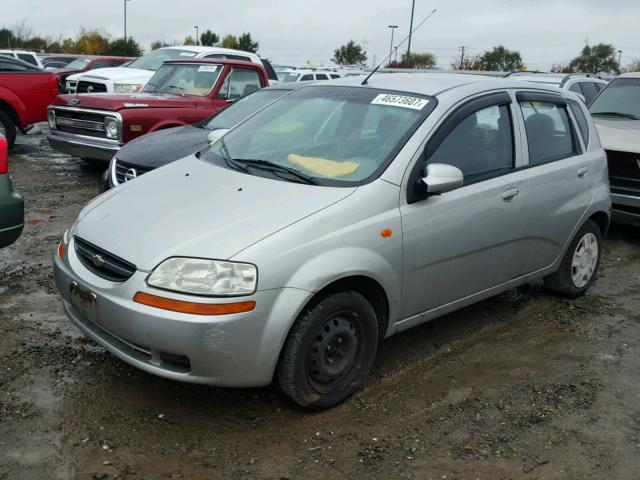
[2,0,640,70]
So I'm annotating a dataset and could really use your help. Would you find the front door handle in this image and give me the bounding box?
[577,166,589,177]
[502,187,519,202]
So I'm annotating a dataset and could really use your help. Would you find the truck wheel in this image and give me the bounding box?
[544,220,602,298]
[277,291,378,410]
[0,111,17,149]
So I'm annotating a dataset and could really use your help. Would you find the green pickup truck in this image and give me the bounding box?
[0,134,23,248]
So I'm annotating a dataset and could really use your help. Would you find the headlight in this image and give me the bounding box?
[104,118,118,139]
[114,83,142,93]
[148,258,257,296]
[48,109,56,129]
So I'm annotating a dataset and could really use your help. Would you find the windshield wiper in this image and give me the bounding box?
[218,139,248,173]
[234,159,318,185]
[167,85,186,96]
[592,111,639,120]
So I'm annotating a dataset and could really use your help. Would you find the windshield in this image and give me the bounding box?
[589,78,640,119]
[279,72,301,83]
[66,58,92,69]
[205,86,433,186]
[206,89,290,130]
[142,63,222,96]
[127,49,197,71]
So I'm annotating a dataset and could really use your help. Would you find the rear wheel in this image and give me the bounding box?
[0,110,17,149]
[277,291,378,409]
[544,220,602,297]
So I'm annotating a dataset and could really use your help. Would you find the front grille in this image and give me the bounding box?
[113,159,153,185]
[606,150,640,191]
[54,108,110,139]
[77,81,108,93]
[74,237,136,282]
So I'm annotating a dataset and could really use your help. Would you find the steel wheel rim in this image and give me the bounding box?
[571,232,598,288]
[306,310,360,394]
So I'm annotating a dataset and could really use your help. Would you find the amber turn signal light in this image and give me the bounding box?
[380,228,393,238]
[133,292,256,316]
[58,242,65,258]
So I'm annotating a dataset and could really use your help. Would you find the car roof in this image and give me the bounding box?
[162,58,262,69]
[264,80,317,91]
[618,72,640,79]
[313,72,582,99]
[160,45,260,58]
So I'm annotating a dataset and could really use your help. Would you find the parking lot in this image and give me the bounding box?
[0,130,637,479]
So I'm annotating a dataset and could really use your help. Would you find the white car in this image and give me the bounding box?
[506,72,608,104]
[278,69,341,83]
[0,49,44,69]
[66,46,278,94]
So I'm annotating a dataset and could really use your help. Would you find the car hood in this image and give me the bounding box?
[54,93,199,111]
[78,67,154,83]
[72,156,356,271]
[115,125,211,168]
[593,118,640,154]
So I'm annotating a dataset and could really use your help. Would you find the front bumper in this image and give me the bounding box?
[0,175,24,248]
[611,191,640,227]
[48,130,120,162]
[53,239,311,387]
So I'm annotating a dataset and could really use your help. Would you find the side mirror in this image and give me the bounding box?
[421,163,463,194]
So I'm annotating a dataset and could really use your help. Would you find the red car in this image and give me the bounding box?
[53,56,134,91]
[47,59,269,162]
[0,56,58,149]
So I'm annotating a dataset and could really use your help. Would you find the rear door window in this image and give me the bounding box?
[580,82,599,104]
[17,53,38,66]
[520,100,577,165]
[567,99,590,147]
[428,104,514,181]
[315,74,328,80]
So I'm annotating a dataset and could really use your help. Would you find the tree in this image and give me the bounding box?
[151,40,170,50]
[569,43,618,74]
[626,58,640,73]
[477,45,523,71]
[450,55,483,70]
[237,32,258,53]
[221,34,239,49]
[200,30,219,47]
[0,28,16,48]
[109,37,142,56]
[183,35,196,46]
[394,52,436,69]
[76,28,111,55]
[333,40,367,66]
[550,63,573,74]
[11,19,32,47]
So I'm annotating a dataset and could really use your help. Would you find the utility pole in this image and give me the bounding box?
[407,0,415,57]
[388,25,398,66]
[458,46,467,70]
[618,50,623,73]
[194,26,199,46]
[124,0,131,57]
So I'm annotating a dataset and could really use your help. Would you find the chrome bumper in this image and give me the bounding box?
[48,130,120,162]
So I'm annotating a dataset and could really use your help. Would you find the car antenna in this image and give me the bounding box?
[361,8,438,86]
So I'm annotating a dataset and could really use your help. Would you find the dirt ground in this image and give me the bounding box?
[1,129,639,480]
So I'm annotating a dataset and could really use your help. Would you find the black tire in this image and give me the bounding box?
[0,110,17,150]
[544,219,602,298]
[277,291,379,410]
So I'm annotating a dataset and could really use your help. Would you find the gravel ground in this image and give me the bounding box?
[1,130,639,480]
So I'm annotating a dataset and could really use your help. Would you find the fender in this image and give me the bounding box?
[148,121,188,133]
[0,87,27,128]
[284,246,403,327]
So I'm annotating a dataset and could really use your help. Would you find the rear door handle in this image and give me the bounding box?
[502,187,519,202]
[577,167,589,177]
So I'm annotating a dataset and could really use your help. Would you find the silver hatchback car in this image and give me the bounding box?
[54,74,611,409]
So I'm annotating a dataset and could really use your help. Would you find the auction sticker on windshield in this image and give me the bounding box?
[198,65,219,72]
[371,94,429,110]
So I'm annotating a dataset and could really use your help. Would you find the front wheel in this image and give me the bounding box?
[0,110,17,149]
[276,291,379,409]
[544,219,602,297]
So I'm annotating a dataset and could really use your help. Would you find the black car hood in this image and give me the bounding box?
[115,125,210,168]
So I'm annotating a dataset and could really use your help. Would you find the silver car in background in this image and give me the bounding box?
[54,74,610,409]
